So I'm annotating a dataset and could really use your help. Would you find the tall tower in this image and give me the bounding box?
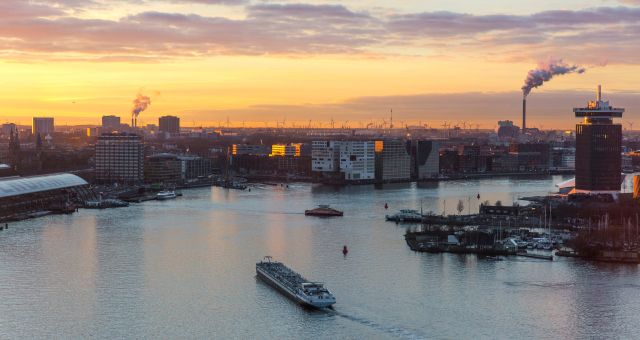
[573,85,624,193]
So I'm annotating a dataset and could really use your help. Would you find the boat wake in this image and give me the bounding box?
[323,308,427,340]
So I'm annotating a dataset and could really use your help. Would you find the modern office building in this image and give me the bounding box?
[411,140,440,180]
[95,134,144,183]
[312,140,375,181]
[573,86,624,193]
[338,141,375,181]
[102,115,121,132]
[508,143,551,172]
[232,144,271,156]
[311,141,340,172]
[270,144,302,157]
[32,117,54,136]
[178,155,215,180]
[374,140,411,182]
[159,115,180,134]
[145,153,181,184]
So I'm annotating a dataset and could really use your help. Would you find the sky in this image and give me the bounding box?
[1,0,639,129]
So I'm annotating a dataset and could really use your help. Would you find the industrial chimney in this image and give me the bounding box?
[522,97,526,133]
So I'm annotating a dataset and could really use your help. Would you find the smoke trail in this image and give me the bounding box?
[131,94,151,117]
[521,59,585,97]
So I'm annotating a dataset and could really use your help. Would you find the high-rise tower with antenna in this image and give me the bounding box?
[573,85,624,193]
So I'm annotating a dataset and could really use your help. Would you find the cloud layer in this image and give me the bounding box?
[0,1,639,63]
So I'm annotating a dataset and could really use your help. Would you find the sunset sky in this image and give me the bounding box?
[1,0,639,129]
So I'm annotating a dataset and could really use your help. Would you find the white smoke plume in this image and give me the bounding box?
[132,94,151,118]
[521,59,585,97]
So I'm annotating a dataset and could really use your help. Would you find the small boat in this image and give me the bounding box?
[84,199,129,209]
[256,256,336,308]
[385,209,423,222]
[223,181,247,190]
[156,191,177,200]
[305,205,343,217]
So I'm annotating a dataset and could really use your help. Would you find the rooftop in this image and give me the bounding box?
[0,173,88,199]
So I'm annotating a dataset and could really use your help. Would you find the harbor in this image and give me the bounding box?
[3,178,640,339]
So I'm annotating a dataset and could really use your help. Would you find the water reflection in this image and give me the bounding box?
[0,176,638,339]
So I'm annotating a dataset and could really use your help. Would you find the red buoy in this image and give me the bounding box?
[342,245,348,256]
[384,203,388,209]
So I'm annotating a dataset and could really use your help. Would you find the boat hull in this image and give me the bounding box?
[256,267,335,308]
[304,211,343,217]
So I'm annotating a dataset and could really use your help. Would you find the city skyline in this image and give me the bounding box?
[1,0,639,128]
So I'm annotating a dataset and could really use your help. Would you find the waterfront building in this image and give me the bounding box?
[439,149,459,174]
[0,173,92,219]
[311,141,340,172]
[32,117,54,136]
[232,144,271,156]
[177,155,215,180]
[312,140,375,181]
[457,145,488,173]
[145,153,181,185]
[95,134,144,184]
[551,147,576,171]
[338,141,375,181]
[508,143,551,172]
[412,140,440,179]
[159,115,180,134]
[102,115,121,132]
[374,140,411,182]
[573,86,623,193]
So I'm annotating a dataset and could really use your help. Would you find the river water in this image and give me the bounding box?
[1,176,640,339]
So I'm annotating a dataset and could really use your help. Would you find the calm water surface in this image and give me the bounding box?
[2,176,640,339]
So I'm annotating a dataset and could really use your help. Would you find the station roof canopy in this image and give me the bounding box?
[0,173,88,199]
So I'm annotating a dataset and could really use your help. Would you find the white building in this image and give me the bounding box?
[312,141,340,172]
[312,141,375,181]
[339,141,375,180]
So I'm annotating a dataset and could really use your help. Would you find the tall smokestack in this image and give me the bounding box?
[522,97,526,133]
[597,84,602,101]
[131,94,151,129]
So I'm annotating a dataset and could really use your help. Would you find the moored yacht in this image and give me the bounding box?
[156,190,177,200]
[385,209,423,222]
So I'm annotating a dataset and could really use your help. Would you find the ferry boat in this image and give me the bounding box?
[256,256,336,308]
[304,205,343,217]
[156,190,177,200]
[385,209,423,222]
